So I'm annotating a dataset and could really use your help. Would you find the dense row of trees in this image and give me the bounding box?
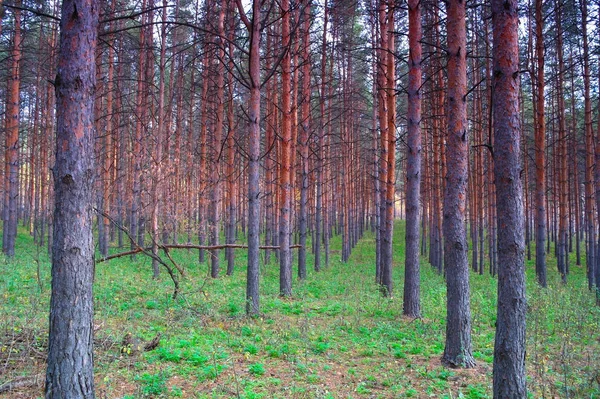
[0,0,598,396]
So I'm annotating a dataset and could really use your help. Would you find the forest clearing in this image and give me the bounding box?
[1,223,599,398]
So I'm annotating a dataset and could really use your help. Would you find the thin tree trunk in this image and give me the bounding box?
[298,0,311,280]
[555,2,568,283]
[2,1,21,257]
[581,0,595,290]
[210,0,226,278]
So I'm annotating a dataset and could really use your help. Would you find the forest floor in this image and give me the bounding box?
[1,223,599,398]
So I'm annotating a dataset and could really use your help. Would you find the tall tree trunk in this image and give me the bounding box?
[534,0,547,286]
[297,0,311,280]
[226,3,237,276]
[150,0,169,279]
[45,0,98,396]
[442,0,475,368]
[580,0,596,290]
[100,0,117,257]
[491,0,527,394]
[315,1,329,273]
[236,0,262,315]
[279,0,293,297]
[198,49,210,264]
[382,4,396,296]
[2,1,21,257]
[403,0,422,317]
[210,0,226,278]
[130,0,148,260]
[555,1,568,283]
[376,0,389,285]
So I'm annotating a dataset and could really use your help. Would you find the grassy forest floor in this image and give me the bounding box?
[1,222,600,398]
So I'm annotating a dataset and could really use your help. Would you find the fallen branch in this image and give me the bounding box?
[0,375,42,394]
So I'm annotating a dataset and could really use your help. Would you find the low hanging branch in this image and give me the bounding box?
[94,208,302,300]
[95,208,181,299]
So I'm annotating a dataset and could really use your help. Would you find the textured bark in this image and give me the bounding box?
[382,4,395,297]
[581,0,596,290]
[533,0,547,287]
[197,50,210,264]
[100,0,117,258]
[442,0,475,368]
[279,0,293,297]
[150,0,169,279]
[210,0,226,278]
[298,0,311,280]
[236,0,262,315]
[45,0,98,397]
[130,0,148,260]
[315,1,329,273]
[376,0,388,285]
[595,62,600,302]
[226,3,237,276]
[403,0,422,317]
[491,0,527,395]
[555,3,568,284]
[2,1,21,257]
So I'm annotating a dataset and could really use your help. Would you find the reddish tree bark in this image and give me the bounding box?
[298,0,311,280]
[555,2,568,283]
[45,0,99,396]
[581,0,596,290]
[403,0,422,317]
[491,0,526,394]
[2,1,21,257]
[442,0,475,368]
[279,0,293,297]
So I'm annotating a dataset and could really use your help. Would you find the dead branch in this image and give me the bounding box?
[0,375,43,394]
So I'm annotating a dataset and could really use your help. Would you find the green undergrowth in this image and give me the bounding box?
[0,222,599,398]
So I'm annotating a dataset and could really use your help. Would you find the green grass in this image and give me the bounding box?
[0,222,599,398]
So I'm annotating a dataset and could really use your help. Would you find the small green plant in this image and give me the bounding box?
[244,344,259,355]
[135,372,167,397]
[249,362,266,376]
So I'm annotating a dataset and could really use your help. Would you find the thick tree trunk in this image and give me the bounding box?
[403,0,422,317]
[491,0,527,395]
[442,0,475,368]
[45,0,98,397]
